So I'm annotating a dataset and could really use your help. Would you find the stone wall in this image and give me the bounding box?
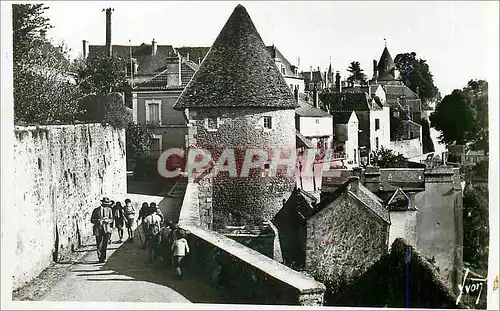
[389,138,423,159]
[12,124,126,289]
[306,195,389,293]
[187,107,296,229]
[178,182,326,306]
[415,167,463,293]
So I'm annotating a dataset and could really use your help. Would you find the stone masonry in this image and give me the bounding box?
[12,124,126,289]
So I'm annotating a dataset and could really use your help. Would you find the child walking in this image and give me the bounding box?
[171,229,190,280]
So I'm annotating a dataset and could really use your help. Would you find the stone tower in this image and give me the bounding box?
[174,4,297,230]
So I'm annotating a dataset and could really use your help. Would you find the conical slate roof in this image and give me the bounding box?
[173,4,297,110]
[377,46,395,78]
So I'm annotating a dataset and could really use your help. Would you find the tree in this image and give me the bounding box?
[463,184,489,271]
[390,109,405,141]
[394,52,440,105]
[76,52,128,95]
[126,123,153,160]
[347,61,367,83]
[13,4,84,125]
[370,147,407,168]
[430,80,488,151]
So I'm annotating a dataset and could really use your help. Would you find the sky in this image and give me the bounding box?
[35,1,499,96]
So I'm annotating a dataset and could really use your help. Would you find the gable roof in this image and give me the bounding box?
[386,188,417,211]
[175,46,211,64]
[302,71,324,83]
[266,46,304,80]
[383,84,422,112]
[173,5,297,110]
[332,110,357,124]
[312,177,390,224]
[296,99,332,117]
[134,60,199,90]
[322,92,376,112]
[88,44,177,74]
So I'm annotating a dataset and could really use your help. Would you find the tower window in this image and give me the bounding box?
[375,118,380,130]
[263,116,272,129]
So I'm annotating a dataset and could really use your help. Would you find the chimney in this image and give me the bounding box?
[151,38,157,56]
[348,176,360,193]
[373,59,378,81]
[335,71,342,92]
[364,166,381,193]
[82,40,89,58]
[104,8,113,57]
[298,57,300,67]
[313,89,319,108]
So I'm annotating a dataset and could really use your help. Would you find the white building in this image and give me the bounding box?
[295,98,333,153]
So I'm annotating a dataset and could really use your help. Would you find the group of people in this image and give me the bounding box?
[91,197,190,279]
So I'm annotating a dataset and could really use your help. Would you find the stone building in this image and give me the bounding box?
[321,165,463,292]
[275,177,390,287]
[267,45,306,93]
[173,5,297,230]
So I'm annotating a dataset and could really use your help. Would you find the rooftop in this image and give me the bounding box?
[173,5,297,110]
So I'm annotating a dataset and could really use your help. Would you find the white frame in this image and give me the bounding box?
[150,134,162,153]
[145,99,162,126]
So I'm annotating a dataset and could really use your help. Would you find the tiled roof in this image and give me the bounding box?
[302,71,324,83]
[175,46,211,64]
[296,130,315,149]
[173,5,297,109]
[321,92,373,112]
[88,44,176,74]
[383,84,422,111]
[332,110,355,124]
[134,61,198,90]
[311,177,390,224]
[266,46,304,79]
[379,169,425,191]
[296,99,332,117]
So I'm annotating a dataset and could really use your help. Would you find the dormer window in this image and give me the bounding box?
[281,65,286,75]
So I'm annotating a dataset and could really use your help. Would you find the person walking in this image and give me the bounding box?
[112,201,125,243]
[108,200,115,245]
[143,210,162,263]
[171,229,190,280]
[138,202,150,249]
[123,198,136,243]
[90,197,114,263]
[149,202,164,225]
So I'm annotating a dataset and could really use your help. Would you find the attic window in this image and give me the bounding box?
[281,65,286,75]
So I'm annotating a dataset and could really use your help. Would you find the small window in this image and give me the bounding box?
[375,118,380,130]
[309,82,314,90]
[150,138,161,152]
[281,66,286,75]
[316,119,320,124]
[263,116,272,129]
[376,137,379,149]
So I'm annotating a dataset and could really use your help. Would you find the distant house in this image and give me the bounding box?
[464,149,487,164]
[266,45,306,93]
[86,39,199,156]
[295,98,333,154]
[332,110,359,166]
[321,90,390,164]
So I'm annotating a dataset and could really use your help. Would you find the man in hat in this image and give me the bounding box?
[91,197,114,263]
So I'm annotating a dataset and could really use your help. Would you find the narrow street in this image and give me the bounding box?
[41,186,222,303]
